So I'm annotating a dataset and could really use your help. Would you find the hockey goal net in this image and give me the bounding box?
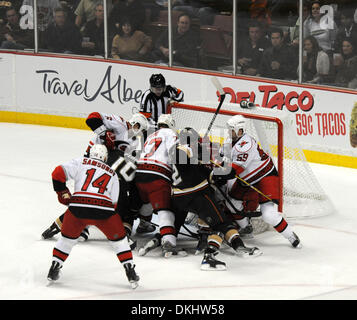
[167,101,335,223]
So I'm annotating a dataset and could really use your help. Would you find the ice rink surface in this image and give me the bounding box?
[1,123,357,302]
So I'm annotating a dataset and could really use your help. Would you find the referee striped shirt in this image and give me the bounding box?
[139,85,184,124]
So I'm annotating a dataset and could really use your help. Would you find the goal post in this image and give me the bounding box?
[167,101,335,220]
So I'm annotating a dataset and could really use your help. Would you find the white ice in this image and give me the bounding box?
[1,123,357,300]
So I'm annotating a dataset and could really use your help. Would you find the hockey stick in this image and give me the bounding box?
[210,160,273,202]
[203,77,226,139]
[110,149,137,171]
[211,183,262,218]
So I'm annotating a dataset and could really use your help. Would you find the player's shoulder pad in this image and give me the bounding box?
[233,134,253,153]
[159,127,177,136]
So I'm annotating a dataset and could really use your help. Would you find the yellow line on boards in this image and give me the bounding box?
[0,111,89,130]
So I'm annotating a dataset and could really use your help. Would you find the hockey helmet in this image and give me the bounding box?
[150,73,166,88]
[157,113,175,130]
[178,127,201,146]
[226,115,246,137]
[89,144,108,162]
[178,127,208,162]
[129,113,149,134]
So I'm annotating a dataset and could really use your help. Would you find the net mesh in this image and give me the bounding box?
[169,101,335,222]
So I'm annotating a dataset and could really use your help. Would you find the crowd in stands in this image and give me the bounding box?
[0,0,357,89]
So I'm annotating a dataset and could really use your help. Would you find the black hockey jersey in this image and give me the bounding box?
[170,144,212,195]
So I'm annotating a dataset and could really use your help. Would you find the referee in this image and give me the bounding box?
[139,73,184,127]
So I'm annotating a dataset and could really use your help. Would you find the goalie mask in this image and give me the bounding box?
[129,113,149,134]
[157,114,175,130]
[89,144,108,162]
[227,115,246,140]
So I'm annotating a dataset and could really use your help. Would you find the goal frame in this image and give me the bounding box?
[167,102,285,213]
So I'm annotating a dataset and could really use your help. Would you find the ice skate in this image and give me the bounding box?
[235,245,262,258]
[194,230,209,255]
[288,232,302,248]
[124,263,139,289]
[161,241,187,258]
[201,250,226,271]
[78,227,89,242]
[138,233,161,256]
[42,222,60,239]
[47,261,62,282]
[238,222,254,239]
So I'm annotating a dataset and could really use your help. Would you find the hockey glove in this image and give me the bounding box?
[100,130,116,151]
[242,190,259,213]
[209,171,228,187]
[56,188,72,206]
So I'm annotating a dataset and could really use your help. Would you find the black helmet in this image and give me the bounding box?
[179,127,201,146]
[150,74,166,88]
[178,127,208,163]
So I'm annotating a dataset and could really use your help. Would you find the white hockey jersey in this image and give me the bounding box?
[59,157,119,218]
[86,112,143,157]
[136,128,178,181]
[225,133,275,185]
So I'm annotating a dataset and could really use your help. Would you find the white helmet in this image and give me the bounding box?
[226,115,246,136]
[89,144,108,162]
[129,113,149,134]
[157,114,175,130]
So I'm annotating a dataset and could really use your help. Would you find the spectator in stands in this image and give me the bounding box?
[0,0,20,26]
[111,17,152,62]
[41,7,82,54]
[108,0,145,35]
[303,0,337,54]
[0,6,34,49]
[289,1,310,47]
[60,1,78,24]
[152,13,200,67]
[172,0,216,25]
[335,8,357,52]
[81,2,104,56]
[236,20,270,76]
[75,0,110,29]
[258,28,297,80]
[333,38,357,89]
[21,0,61,32]
[301,35,331,84]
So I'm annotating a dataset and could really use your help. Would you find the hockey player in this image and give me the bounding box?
[135,113,180,257]
[139,73,184,127]
[41,112,153,242]
[170,128,262,270]
[212,115,301,248]
[86,111,156,236]
[47,144,140,288]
